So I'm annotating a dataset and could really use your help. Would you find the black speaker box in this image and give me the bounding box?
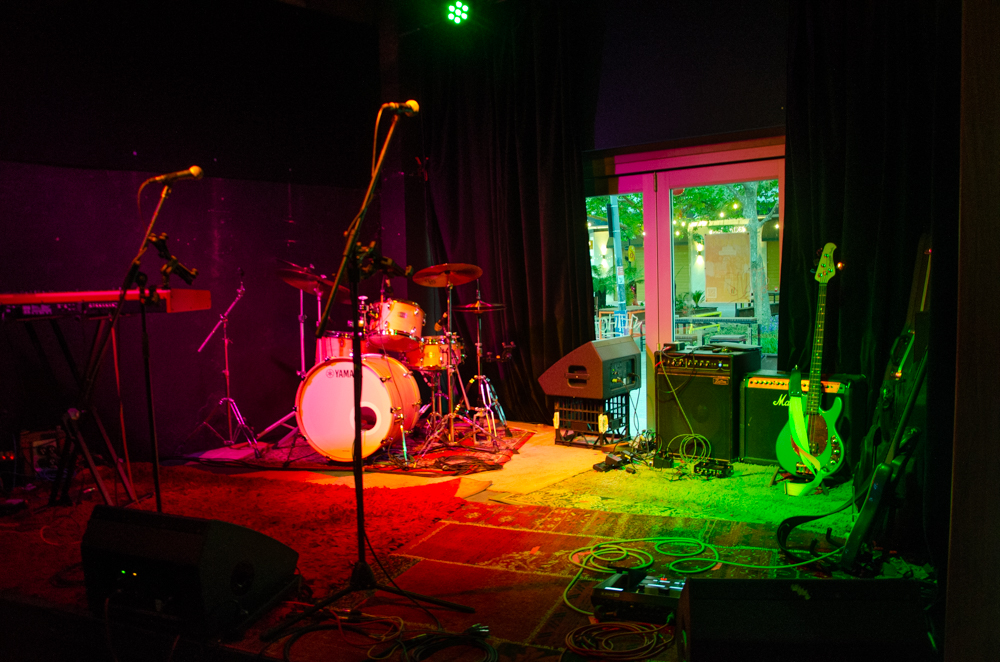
[655,372,738,462]
[82,505,299,637]
[676,578,931,661]
[739,372,867,472]
[538,336,640,400]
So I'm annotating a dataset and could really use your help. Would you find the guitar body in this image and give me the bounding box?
[774,243,843,495]
[775,396,844,479]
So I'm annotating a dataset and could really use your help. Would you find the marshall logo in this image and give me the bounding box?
[773,394,791,407]
[326,368,354,379]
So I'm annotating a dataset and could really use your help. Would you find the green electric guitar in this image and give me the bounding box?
[775,243,844,496]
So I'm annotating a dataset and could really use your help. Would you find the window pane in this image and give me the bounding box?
[670,180,780,354]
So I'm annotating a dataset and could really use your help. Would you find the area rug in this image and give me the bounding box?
[500,458,861,537]
[3,464,849,662]
[191,425,535,476]
[237,501,840,662]
[0,464,469,612]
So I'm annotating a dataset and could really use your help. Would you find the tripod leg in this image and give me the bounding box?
[224,398,261,458]
[260,558,474,643]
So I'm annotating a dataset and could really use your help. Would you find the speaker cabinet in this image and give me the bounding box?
[654,349,760,462]
[538,336,640,400]
[656,372,737,461]
[739,372,867,472]
[82,505,299,637]
[676,578,931,661]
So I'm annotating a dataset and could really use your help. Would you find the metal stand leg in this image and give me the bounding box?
[191,278,261,457]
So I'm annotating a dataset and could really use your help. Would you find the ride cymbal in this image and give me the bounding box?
[412,263,483,287]
[454,300,505,314]
[277,267,350,303]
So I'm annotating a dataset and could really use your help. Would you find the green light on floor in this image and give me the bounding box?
[447,3,470,25]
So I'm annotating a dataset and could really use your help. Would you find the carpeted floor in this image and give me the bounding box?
[1,458,847,662]
[499,454,860,537]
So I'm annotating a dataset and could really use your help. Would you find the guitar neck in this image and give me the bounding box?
[807,282,828,414]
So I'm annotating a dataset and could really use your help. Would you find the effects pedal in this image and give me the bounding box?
[693,459,733,478]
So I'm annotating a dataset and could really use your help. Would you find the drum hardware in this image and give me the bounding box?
[412,263,483,446]
[259,262,352,446]
[188,273,261,456]
[457,284,511,441]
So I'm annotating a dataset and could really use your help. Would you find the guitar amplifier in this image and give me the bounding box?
[655,348,761,463]
[739,371,867,471]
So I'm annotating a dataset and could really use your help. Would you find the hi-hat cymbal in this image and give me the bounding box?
[412,263,483,287]
[277,267,350,303]
[454,300,505,314]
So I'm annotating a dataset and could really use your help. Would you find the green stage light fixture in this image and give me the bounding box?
[447,3,470,25]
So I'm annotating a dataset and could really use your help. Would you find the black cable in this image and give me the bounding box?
[363,530,443,631]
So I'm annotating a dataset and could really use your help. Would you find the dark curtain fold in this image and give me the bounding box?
[782,0,959,582]
[407,0,603,422]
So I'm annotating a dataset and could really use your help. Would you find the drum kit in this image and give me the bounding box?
[262,259,512,463]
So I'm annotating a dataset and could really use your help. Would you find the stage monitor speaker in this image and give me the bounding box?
[739,372,867,473]
[655,371,737,462]
[82,505,299,637]
[676,578,931,661]
[538,336,640,400]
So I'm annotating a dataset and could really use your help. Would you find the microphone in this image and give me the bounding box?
[378,255,413,279]
[434,311,448,332]
[150,165,204,185]
[384,100,420,116]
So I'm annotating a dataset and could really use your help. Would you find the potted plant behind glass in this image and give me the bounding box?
[592,265,613,309]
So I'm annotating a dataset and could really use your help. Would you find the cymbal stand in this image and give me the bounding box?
[466,283,507,446]
[469,342,508,444]
[257,288,319,444]
[193,277,261,457]
[417,359,482,454]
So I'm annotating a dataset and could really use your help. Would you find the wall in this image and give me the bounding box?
[0,1,383,459]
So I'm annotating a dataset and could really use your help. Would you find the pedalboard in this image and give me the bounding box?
[591,571,686,624]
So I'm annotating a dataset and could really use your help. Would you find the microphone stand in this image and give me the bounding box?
[262,111,472,644]
[50,180,186,511]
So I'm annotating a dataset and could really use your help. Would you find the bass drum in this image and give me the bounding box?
[295,356,421,462]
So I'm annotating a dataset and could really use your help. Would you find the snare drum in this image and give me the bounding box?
[405,335,465,371]
[368,299,425,352]
[295,355,421,462]
[315,331,368,364]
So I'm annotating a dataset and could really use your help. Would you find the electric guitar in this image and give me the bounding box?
[775,243,844,496]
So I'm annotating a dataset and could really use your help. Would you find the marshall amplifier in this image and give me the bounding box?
[739,371,867,471]
[655,347,761,463]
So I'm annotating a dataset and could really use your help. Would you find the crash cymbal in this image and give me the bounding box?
[454,300,505,314]
[277,267,351,303]
[412,263,483,287]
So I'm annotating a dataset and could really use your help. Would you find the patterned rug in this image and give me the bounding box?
[190,424,534,477]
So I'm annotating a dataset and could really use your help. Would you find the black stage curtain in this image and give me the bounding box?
[406,1,603,422]
[781,0,959,582]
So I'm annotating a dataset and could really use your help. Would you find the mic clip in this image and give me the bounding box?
[147,232,198,286]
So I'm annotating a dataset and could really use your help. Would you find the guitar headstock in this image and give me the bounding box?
[815,243,838,284]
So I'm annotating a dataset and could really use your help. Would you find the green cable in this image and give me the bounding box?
[561,534,844,614]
